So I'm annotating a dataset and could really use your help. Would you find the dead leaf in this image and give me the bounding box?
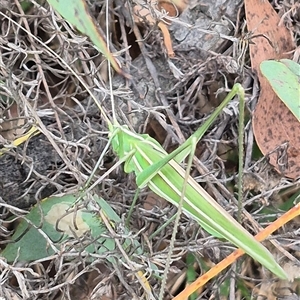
[245,0,300,179]
[45,203,89,237]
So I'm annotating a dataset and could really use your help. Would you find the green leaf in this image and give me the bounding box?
[46,0,123,74]
[260,60,300,121]
[1,194,141,262]
[280,59,300,77]
[186,252,198,300]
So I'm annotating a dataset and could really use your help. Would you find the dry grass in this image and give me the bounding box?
[0,0,299,299]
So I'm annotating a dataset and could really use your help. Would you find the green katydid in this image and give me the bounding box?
[0,8,289,298]
[2,7,286,279]
[95,82,287,280]
[39,3,284,278]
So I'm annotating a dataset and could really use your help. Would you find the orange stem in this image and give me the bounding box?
[158,22,175,57]
[173,203,300,300]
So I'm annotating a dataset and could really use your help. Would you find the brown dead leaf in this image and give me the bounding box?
[245,0,300,179]
[0,102,28,142]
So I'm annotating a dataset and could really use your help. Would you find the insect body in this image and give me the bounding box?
[106,84,287,279]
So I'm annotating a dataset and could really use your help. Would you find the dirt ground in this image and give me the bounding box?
[0,0,299,299]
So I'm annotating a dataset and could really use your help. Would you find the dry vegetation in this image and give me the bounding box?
[0,0,299,299]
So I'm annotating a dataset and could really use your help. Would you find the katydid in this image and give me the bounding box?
[7,8,286,278]
[0,7,288,294]
[102,83,288,280]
